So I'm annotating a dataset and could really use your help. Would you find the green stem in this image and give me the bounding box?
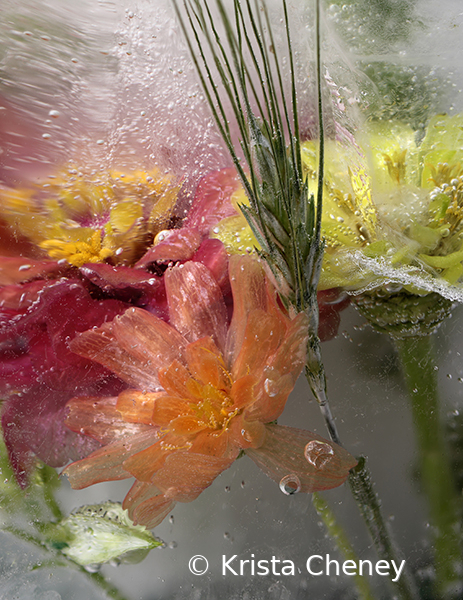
[77,568,132,600]
[312,492,376,600]
[394,334,462,598]
[305,373,418,600]
[348,459,418,600]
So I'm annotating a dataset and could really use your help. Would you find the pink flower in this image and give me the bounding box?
[64,255,356,528]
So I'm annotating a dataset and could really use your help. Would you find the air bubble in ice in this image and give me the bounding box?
[279,474,301,495]
[304,441,335,470]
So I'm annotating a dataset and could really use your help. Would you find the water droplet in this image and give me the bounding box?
[168,541,177,549]
[48,110,60,118]
[240,480,245,489]
[304,441,335,470]
[84,564,101,573]
[42,133,51,139]
[264,378,279,397]
[169,515,174,524]
[96,139,104,145]
[384,281,402,294]
[224,485,231,493]
[241,428,252,442]
[279,474,301,495]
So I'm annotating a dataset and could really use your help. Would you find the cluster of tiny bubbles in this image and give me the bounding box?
[304,441,335,470]
[279,474,301,495]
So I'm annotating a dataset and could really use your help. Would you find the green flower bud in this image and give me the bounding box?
[49,502,162,567]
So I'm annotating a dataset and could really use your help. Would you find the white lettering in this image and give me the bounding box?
[257,560,269,576]
[391,560,406,582]
[342,560,357,576]
[326,554,340,576]
[281,560,295,576]
[306,555,323,575]
[222,555,238,576]
[358,560,373,576]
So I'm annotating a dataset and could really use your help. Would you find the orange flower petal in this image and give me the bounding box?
[151,395,194,427]
[70,323,159,391]
[64,429,158,489]
[116,390,164,425]
[70,307,187,391]
[185,336,231,390]
[153,451,236,502]
[111,307,187,373]
[225,255,267,368]
[230,374,256,410]
[244,311,309,423]
[245,373,294,423]
[122,432,189,481]
[158,360,195,399]
[245,424,357,493]
[123,481,176,528]
[165,261,228,350]
[168,415,207,436]
[267,311,309,379]
[65,396,152,444]
[188,429,231,458]
[228,416,266,450]
[231,309,285,381]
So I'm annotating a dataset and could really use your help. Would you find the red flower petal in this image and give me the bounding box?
[0,256,63,285]
[184,168,240,236]
[136,228,202,267]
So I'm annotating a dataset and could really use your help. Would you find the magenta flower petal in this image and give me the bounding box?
[136,229,202,267]
[0,279,128,485]
[184,168,241,235]
[0,256,64,285]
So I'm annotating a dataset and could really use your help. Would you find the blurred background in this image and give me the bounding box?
[1,0,463,598]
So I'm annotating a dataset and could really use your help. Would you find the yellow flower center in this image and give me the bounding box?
[0,167,180,267]
[187,380,239,432]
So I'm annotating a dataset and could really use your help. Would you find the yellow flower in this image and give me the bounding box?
[300,113,463,303]
[0,167,180,267]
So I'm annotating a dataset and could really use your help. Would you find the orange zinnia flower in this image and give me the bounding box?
[64,255,356,528]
